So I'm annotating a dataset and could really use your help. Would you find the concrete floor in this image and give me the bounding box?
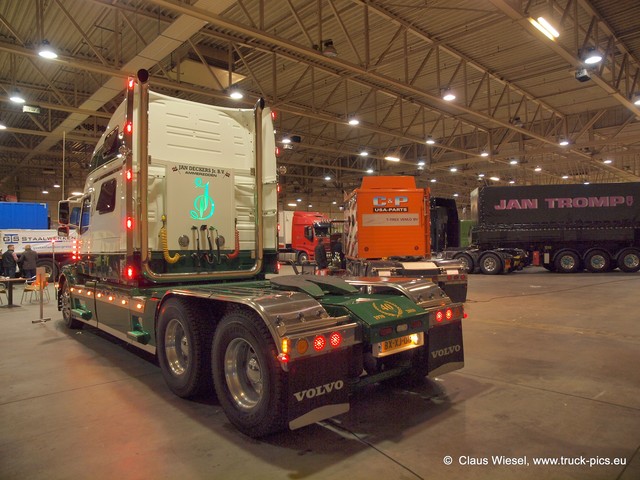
[1,267,639,480]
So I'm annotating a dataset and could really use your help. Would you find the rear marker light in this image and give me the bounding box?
[411,320,423,329]
[296,338,309,355]
[277,353,290,364]
[313,335,326,351]
[329,332,342,348]
[126,266,134,279]
[379,326,393,336]
[446,308,453,321]
[436,311,444,323]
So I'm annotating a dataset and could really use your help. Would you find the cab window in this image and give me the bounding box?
[96,178,117,214]
[79,196,92,234]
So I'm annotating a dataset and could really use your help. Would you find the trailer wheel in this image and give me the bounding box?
[212,309,286,437]
[36,258,57,281]
[453,253,474,273]
[617,248,640,273]
[157,298,214,398]
[479,252,503,275]
[554,251,581,273]
[297,252,308,264]
[584,250,611,273]
[60,279,83,329]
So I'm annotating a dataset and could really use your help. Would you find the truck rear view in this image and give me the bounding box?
[344,176,467,302]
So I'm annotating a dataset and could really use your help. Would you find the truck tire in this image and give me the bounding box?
[453,253,474,273]
[479,252,503,275]
[157,298,214,399]
[36,258,57,282]
[59,279,83,329]
[297,251,309,264]
[617,248,640,273]
[212,308,286,437]
[554,251,581,273]
[584,250,611,273]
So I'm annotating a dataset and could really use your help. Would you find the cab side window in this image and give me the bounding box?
[96,178,117,214]
[80,196,92,234]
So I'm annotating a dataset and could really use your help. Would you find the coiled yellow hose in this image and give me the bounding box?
[160,215,181,264]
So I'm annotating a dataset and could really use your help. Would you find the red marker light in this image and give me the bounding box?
[125,122,133,134]
[436,310,444,323]
[313,335,326,351]
[329,332,342,348]
[275,146,281,157]
[126,266,134,279]
[445,308,453,321]
[271,110,277,121]
[128,78,135,89]
[126,217,134,230]
[126,169,132,181]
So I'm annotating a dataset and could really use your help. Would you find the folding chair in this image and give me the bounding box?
[0,283,7,305]
[21,276,50,304]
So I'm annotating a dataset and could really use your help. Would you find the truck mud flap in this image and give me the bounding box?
[427,321,464,376]
[287,349,350,430]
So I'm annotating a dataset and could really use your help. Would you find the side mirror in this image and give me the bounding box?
[57,225,69,238]
[58,201,70,225]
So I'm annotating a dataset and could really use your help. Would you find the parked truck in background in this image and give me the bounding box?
[343,176,468,302]
[454,183,640,273]
[56,70,466,438]
[277,210,330,263]
[0,229,76,280]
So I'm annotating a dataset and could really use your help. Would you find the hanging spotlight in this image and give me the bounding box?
[384,153,401,162]
[442,89,456,101]
[558,137,570,146]
[347,116,359,126]
[359,150,369,156]
[228,87,243,100]
[322,40,338,57]
[38,40,58,59]
[425,136,436,145]
[0,122,6,130]
[632,93,640,106]
[582,47,602,65]
[10,91,26,104]
[480,150,489,157]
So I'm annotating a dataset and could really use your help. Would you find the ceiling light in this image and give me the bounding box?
[561,175,569,180]
[229,87,243,100]
[453,193,459,197]
[384,153,401,162]
[426,136,436,145]
[442,89,456,101]
[489,176,500,181]
[0,123,6,130]
[53,182,61,188]
[296,198,302,202]
[308,204,313,208]
[534,166,542,172]
[332,201,337,205]
[9,91,25,104]
[430,178,437,183]
[282,136,291,144]
[632,93,640,106]
[582,47,602,65]
[583,182,590,185]
[359,150,369,156]
[530,16,559,40]
[324,176,331,181]
[510,159,519,165]
[450,167,458,172]
[323,39,338,57]
[366,168,374,174]
[559,137,570,146]
[42,189,49,194]
[418,161,425,166]
[509,180,515,184]
[287,203,297,207]
[38,40,57,59]
[603,159,613,164]
[348,117,359,126]
[480,150,489,157]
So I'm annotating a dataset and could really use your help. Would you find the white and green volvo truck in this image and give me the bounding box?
[57,70,465,437]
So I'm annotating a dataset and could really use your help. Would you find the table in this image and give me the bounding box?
[0,277,26,308]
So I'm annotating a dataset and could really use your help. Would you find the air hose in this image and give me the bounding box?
[160,215,181,264]
[226,219,240,260]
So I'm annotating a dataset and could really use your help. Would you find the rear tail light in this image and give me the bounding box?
[379,326,393,336]
[313,335,326,351]
[445,308,453,320]
[329,332,342,348]
[435,310,444,323]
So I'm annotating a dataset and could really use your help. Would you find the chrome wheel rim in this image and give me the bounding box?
[224,338,263,411]
[561,256,576,269]
[483,256,498,272]
[624,254,639,269]
[61,284,72,322]
[165,319,189,377]
[591,255,605,270]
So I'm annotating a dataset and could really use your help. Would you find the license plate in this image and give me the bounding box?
[374,332,424,358]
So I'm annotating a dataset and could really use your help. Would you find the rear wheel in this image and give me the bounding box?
[554,251,581,273]
[617,248,640,273]
[157,298,214,398]
[584,250,611,273]
[60,279,83,329]
[212,309,286,437]
[36,258,57,282]
[479,252,503,275]
[297,251,309,264]
[453,253,474,273]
